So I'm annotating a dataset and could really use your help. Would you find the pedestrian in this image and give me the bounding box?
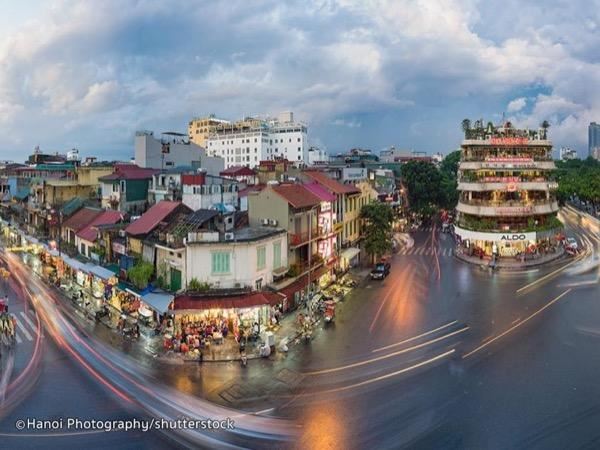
[198,350,203,363]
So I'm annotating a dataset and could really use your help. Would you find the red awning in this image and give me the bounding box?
[173,291,283,311]
[279,265,330,299]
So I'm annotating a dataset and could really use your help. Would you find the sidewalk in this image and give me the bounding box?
[454,247,566,270]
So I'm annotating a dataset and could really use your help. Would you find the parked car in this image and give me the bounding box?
[566,237,578,250]
[370,261,391,280]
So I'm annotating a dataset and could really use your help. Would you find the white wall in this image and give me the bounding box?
[206,121,308,168]
[135,133,224,174]
[186,233,288,289]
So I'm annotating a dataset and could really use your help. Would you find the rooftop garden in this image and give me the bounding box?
[461,119,550,140]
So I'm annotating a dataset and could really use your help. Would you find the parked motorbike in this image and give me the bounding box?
[95,306,110,322]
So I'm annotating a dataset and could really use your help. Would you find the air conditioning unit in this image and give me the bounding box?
[224,232,235,241]
[269,219,278,226]
[118,230,126,237]
[262,218,270,226]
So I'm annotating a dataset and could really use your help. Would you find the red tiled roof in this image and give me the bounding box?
[125,201,182,236]
[76,210,124,242]
[173,291,283,310]
[62,207,103,232]
[220,166,256,177]
[98,164,159,181]
[304,170,361,194]
[271,184,321,208]
[303,182,336,202]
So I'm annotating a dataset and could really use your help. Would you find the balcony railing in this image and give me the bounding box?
[288,228,321,246]
[456,200,559,217]
[457,180,558,192]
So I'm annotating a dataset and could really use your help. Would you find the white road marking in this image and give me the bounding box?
[15,318,33,341]
[20,310,36,332]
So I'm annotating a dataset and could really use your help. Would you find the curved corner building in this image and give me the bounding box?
[454,120,561,258]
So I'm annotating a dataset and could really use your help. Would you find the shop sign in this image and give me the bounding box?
[489,137,529,146]
[112,242,126,255]
[495,206,533,215]
[500,234,527,241]
[485,157,533,163]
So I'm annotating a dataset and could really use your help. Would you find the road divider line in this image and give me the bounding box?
[307,326,468,375]
[511,317,521,325]
[301,350,455,395]
[463,289,572,359]
[372,320,458,353]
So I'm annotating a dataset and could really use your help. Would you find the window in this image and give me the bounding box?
[255,278,263,290]
[257,246,266,270]
[211,252,230,274]
[112,184,118,192]
[273,241,281,269]
[120,180,126,192]
[298,137,301,142]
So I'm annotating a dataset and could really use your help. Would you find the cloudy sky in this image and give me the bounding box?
[0,0,598,161]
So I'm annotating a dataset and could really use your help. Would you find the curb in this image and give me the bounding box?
[453,250,567,271]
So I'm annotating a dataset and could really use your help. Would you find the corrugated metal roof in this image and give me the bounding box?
[62,207,102,232]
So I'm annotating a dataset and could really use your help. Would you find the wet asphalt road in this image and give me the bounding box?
[0,208,598,449]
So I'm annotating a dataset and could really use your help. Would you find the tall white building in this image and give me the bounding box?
[559,147,578,160]
[135,130,224,175]
[205,112,308,169]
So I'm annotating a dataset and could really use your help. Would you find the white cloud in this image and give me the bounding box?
[507,97,526,112]
[0,0,598,158]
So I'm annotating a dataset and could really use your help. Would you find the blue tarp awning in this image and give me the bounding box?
[62,256,89,273]
[13,188,30,200]
[86,264,116,281]
[141,291,174,314]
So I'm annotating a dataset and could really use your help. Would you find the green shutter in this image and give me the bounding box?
[273,242,281,269]
[257,246,266,270]
[212,251,230,274]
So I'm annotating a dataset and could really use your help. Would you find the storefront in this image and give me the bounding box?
[453,226,558,258]
[279,265,331,311]
[172,291,282,339]
[339,247,361,271]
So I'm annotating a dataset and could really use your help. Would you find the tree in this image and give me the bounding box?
[127,260,155,290]
[461,118,471,137]
[440,150,461,178]
[360,203,394,262]
[401,160,444,214]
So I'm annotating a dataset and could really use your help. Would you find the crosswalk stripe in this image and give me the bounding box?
[15,319,33,341]
[15,333,22,344]
[20,311,36,331]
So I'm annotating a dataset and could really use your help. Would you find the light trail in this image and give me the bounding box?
[368,266,413,333]
[463,289,572,359]
[372,320,458,353]
[306,326,468,375]
[4,250,299,447]
[299,350,455,396]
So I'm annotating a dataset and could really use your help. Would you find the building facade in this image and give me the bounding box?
[454,120,560,258]
[187,115,230,147]
[185,227,288,291]
[205,112,308,168]
[135,131,224,174]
